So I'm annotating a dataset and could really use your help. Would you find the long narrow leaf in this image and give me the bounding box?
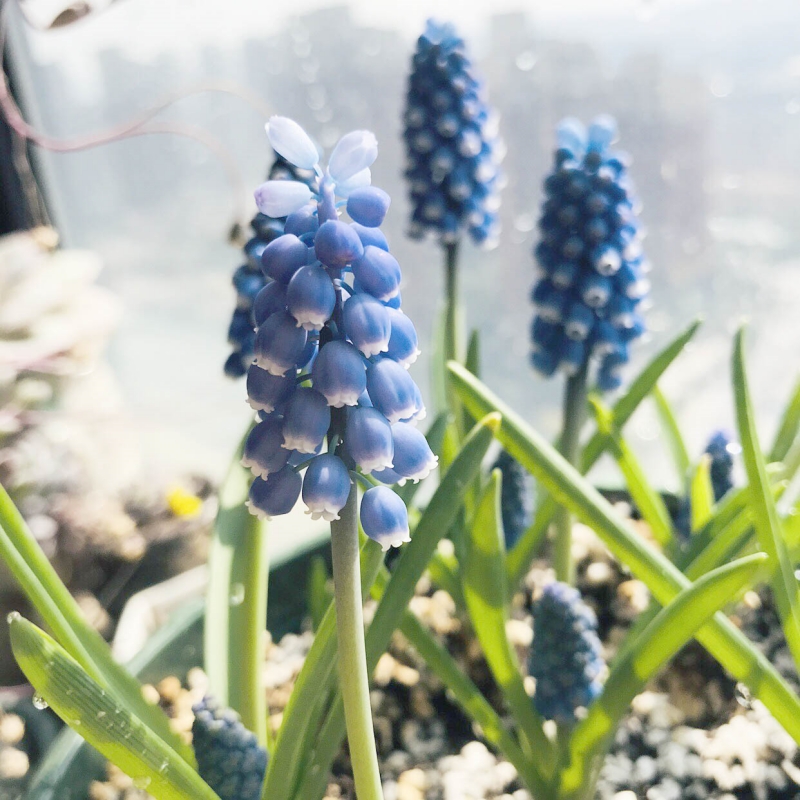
[733,329,800,667]
[589,397,673,547]
[10,617,219,800]
[463,471,554,774]
[652,384,691,485]
[507,319,702,584]
[561,553,766,798]
[689,456,715,533]
[293,414,500,800]
[0,484,190,762]
[769,376,800,463]
[449,362,800,745]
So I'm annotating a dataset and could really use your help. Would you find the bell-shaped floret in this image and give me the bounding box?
[346,406,394,472]
[282,388,331,454]
[246,365,296,413]
[564,303,595,342]
[366,358,421,424]
[242,418,292,478]
[311,340,367,408]
[328,130,378,184]
[385,308,420,367]
[390,422,438,482]
[253,281,287,326]
[343,293,391,357]
[587,114,618,153]
[360,486,410,551]
[254,181,313,218]
[302,454,351,521]
[314,220,365,269]
[559,339,587,377]
[261,234,310,284]
[556,117,587,159]
[346,187,391,228]
[580,273,612,309]
[246,466,302,519]
[254,310,308,376]
[351,246,401,301]
[351,223,389,251]
[335,168,372,198]
[287,265,336,331]
[266,116,320,170]
[284,205,319,237]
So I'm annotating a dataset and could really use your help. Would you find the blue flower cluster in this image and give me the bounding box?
[243,117,435,551]
[491,450,533,549]
[225,155,316,379]
[403,19,504,247]
[529,581,605,723]
[191,696,267,800]
[530,116,648,391]
[705,429,738,502]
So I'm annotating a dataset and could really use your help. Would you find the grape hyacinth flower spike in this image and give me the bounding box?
[705,429,739,502]
[529,582,605,724]
[530,115,648,391]
[224,153,316,378]
[491,449,534,549]
[529,115,648,584]
[404,19,504,247]
[244,116,435,800]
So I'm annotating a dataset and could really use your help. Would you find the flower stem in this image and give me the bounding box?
[330,485,384,800]
[553,359,589,585]
[444,240,461,365]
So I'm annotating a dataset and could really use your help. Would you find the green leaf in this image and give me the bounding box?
[448,361,800,745]
[466,329,481,377]
[769,376,800,463]
[0,484,191,763]
[652,384,691,485]
[589,396,673,548]
[204,425,269,744]
[292,414,501,800]
[10,616,219,800]
[399,610,547,797]
[690,455,715,534]
[307,555,331,633]
[507,319,702,585]
[262,539,385,800]
[733,328,800,667]
[561,553,766,798]
[463,471,554,776]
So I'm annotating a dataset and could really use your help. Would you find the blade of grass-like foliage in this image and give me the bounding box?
[589,397,672,547]
[307,555,331,633]
[0,484,191,762]
[399,610,548,796]
[463,471,555,772]
[507,319,702,585]
[561,553,766,799]
[10,616,219,800]
[292,414,500,800]
[733,328,800,668]
[652,384,691,485]
[690,455,715,533]
[261,539,385,800]
[204,425,269,744]
[769,376,800,463]
[448,361,800,745]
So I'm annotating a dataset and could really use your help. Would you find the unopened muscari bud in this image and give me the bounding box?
[192,696,267,800]
[346,406,394,472]
[389,423,438,482]
[360,486,411,551]
[351,246,401,301]
[347,186,391,228]
[247,466,302,519]
[491,450,533,549]
[312,340,367,408]
[287,265,336,331]
[314,220,364,269]
[529,116,647,389]
[254,310,308,376]
[261,234,310,284]
[253,281,287,326]
[246,365,295,413]
[385,308,420,367]
[529,582,605,723]
[705,429,739,501]
[367,358,421,424]
[242,418,292,478]
[282,387,331,454]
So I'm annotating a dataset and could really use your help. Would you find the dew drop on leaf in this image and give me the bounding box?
[230,583,246,606]
[32,694,48,710]
[734,682,753,709]
[133,776,151,789]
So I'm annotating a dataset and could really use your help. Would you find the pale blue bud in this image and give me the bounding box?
[343,293,391,357]
[302,455,351,521]
[247,466,302,519]
[385,308,420,367]
[351,246,401,301]
[246,365,296,413]
[360,486,410,551]
[346,406,394,472]
[311,340,366,408]
[254,181,313,218]
[328,130,378,184]
[366,358,420,424]
[241,418,292,478]
[314,220,364,269]
[261,235,310,284]
[281,388,331,454]
[266,116,320,170]
[254,310,308,376]
[287,265,336,331]
[253,282,287,326]
[390,422,438,482]
[347,187,391,228]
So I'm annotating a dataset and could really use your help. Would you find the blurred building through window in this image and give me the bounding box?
[14,0,800,488]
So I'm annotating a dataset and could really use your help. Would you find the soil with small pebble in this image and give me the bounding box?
[8,512,800,800]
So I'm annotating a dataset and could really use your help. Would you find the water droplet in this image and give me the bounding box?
[734,682,753,709]
[230,584,246,606]
[32,694,49,710]
[133,776,151,790]
[514,50,536,72]
[159,761,169,774]
[6,611,21,625]
[97,711,106,719]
